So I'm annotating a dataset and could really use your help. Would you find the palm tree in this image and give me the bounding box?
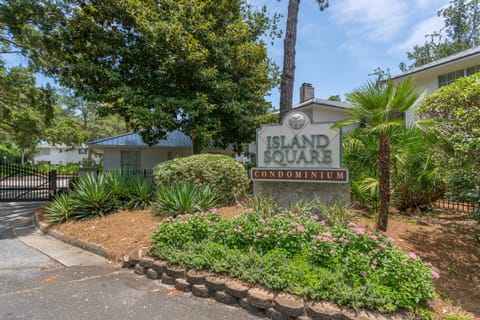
[279,0,329,119]
[336,77,422,231]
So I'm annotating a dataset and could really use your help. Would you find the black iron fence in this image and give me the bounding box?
[0,162,78,201]
[435,197,479,214]
[0,162,155,202]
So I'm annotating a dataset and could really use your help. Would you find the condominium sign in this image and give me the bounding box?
[252,110,348,183]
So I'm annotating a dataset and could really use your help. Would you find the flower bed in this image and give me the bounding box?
[150,210,437,314]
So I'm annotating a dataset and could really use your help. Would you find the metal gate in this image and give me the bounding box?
[0,162,62,201]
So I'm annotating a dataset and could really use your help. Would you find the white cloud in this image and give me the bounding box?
[330,0,409,43]
[388,14,444,55]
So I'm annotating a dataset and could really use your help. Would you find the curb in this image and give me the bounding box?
[125,249,411,320]
[33,211,111,260]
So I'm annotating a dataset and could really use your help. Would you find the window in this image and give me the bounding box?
[36,149,51,156]
[466,64,480,76]
[78,149,88,155]
[121,151,140,171]
[438,64,480,87]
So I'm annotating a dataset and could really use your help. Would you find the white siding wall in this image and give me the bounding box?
[102,150,122,170]
[35,147,88,165]
[311,108,348,122]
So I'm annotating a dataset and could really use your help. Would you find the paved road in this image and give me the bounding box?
[0,202,258,320]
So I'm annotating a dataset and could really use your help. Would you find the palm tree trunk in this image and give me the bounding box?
[279,0,300,120]
[377,133,391,232]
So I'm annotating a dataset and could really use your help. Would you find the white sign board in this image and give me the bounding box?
[256,111,342,169]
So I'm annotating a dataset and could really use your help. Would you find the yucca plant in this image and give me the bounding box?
[43,193,74,223]
[71,174,117,220]
[105,171,131,209]
[127,176,153,210]
[154,182,219,216]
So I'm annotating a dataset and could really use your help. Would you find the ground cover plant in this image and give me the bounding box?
[150,209,437,315]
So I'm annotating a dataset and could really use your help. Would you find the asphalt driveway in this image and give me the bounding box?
[0,202,258,320]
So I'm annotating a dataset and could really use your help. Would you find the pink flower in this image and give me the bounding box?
[289,229,296,234]
[371,265,376,270]
[370,235,377,241]
[387,237,395,243]
[329,249,335,254]
[379,243,387,249]
[322,231,332,237]
[348,222,357,228]
[361,271,367,277]
[356,228,365,235]
[279,230,285,234]
[210,208,218,214]
[372,259,378,265]
[319,220,326,226]
[311,214,319,220]
[290,221,298,227]
[298,226,305,232]
[263,234,269,238]
[430,270,440,279]
[256,232,262,237]
[408,252,417,259]
[259,218,265,223]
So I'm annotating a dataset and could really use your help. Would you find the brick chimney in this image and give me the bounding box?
[300,83,314,103]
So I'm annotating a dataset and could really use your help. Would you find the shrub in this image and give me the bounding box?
[126,176,153,210]
[43,193,74,223]
[70,174,117,220]
[316,201,356,226]
[151,211,436,314]
[105,171,131,208]
[154,182,219,216]
[153,154,250,204]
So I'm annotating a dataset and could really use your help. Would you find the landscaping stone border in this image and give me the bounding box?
[33,211,111,259]
[124,248,409,320]
[33,211,409,320]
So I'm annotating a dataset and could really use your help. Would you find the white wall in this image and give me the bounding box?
[34,146,89,165]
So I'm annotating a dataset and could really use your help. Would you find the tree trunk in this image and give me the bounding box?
[377,133,391,232]
[29,144,36,165]
[193,138,203,155]
[279,0,300,120]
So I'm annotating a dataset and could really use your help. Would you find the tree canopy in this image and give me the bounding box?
[402,0,480,70]
[0,0,279,152]
[417,73,480,172]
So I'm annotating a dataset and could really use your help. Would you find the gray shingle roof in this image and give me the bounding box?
[392,45,480,80]
[294,98,350,110]
[88,130,192,148]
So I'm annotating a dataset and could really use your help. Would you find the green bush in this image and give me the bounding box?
[153,154,250,204]
[43,193,74,223]
[70,174,117,220]
[154,182,219,216]
[126,176,153,210]
[151,211,437,314]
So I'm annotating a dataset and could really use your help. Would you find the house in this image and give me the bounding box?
[87,130,235,171]
[293,83,351,123]
[392,45,480,125]
[34,143,99,165]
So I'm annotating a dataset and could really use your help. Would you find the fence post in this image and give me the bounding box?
[49,170,57,200]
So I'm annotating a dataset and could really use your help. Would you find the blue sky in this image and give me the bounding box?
[251,0,449,108]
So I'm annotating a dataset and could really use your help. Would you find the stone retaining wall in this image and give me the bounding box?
[124,248,409,320]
